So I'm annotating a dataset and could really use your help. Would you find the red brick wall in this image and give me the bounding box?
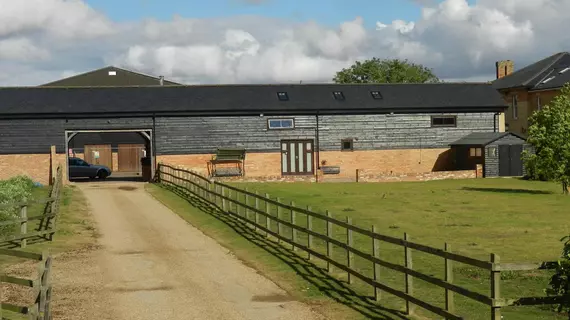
[159,148,456,182]
[357,169,476,183]
[0,154,52,185]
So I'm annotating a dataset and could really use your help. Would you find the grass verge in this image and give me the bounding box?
[0,185,98,266]
[146,183,407,320]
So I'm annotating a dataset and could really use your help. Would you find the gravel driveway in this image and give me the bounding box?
[58,182,324,320]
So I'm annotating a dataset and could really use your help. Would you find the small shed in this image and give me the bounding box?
[450,132,530,177]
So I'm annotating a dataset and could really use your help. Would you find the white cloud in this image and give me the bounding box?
[0,0,569,85]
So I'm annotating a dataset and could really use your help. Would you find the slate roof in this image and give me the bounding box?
[0,83,507,118]
[449,132,526,146]
[492,52,570,91]
[41,66,182,87]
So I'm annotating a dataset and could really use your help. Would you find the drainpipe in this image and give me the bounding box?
[315,112,320,182]
[152,115,157,180]
[493,112,498,132]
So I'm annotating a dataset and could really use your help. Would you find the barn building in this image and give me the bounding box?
[0,82,515,184]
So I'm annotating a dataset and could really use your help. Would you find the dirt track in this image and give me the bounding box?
[56,182,324,320]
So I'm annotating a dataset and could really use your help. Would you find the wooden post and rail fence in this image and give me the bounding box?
[0,249,53,320]
[0,165,63,247]
[158,163,565,319]
[0,165,61,319]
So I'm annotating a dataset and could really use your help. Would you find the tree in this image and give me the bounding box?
[524,83,570,195]
[333,58,440,84]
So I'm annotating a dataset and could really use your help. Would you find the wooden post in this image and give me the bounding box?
[265,193,271,238]
[245,188,250,224]
[222,186,227,212]
[356,169,360,183]
[404,233,414,315]
[307,206,313,260]
[490,253,501,320]
[206,182,212,204]
[346,217,353,284]
[20,205,27,248]
[276,197,282,244]
[445,243,454,315]
[215,184,220,207]
[372,225,380,301]
[254,192,260,232]
[291,201,297,251]
[228,190,233,212]
[326,211,333,273]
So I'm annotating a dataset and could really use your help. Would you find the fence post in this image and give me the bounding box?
[356,169,359,183]
[490,253,501,320]
[228,190,233,212]
[244,188,250,225]
[346,217,353,284]
[254,192,260,233]
[276,197,282,244]
[307,206,313,260]
[222,186,227,212]
[445,242,454,316]
[265,193,271,238]
[326,211,333,273]
[291,201,297,251]
[372,225,380,301]
[404,233,414,315]
[20,205,27,248]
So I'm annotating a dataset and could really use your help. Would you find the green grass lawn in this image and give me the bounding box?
[152,176,570,320]
[230,178,570,319]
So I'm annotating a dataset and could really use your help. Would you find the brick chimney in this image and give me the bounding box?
[496,60,514,79]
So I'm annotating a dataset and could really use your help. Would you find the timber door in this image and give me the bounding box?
[118,144,145,173]
[281,140,314,175]
[84,145,113,169]
[498,145,524,176]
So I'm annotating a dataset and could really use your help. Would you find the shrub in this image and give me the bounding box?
[546,235,570,314]
[0,175,36,235]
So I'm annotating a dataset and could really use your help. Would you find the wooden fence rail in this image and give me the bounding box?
[0,249,53,320]
[158,163,566,319]
[0,166,63,248]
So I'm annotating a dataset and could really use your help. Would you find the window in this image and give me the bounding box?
[277,92,289,101]
[333,91,345,100]
[537,95,542,111]
[341,138,354,151]
[268,118,294,130]
[512,95,518,119]
[370,91,382,99]
[469,148,482,157]
[431,116,457,127]
[489,147,497,157]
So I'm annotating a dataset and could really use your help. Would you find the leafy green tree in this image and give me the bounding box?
[333,58,440,84]
[524,83,570,195]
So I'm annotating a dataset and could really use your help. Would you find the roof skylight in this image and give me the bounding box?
[277,92,289,101]
[333,91,345,100]
[542,76,555,84]
[370,91,382,99]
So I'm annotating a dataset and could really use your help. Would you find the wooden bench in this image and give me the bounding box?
[207,148,246,177]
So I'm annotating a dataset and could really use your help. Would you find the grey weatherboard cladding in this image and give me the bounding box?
[449,132,528,177]
[0,83,507,157]
[0,113,498,155]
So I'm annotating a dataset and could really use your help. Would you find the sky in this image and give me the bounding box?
[0,0,568,86]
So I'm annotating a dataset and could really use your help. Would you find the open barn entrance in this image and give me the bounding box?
[65,129,154,183]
